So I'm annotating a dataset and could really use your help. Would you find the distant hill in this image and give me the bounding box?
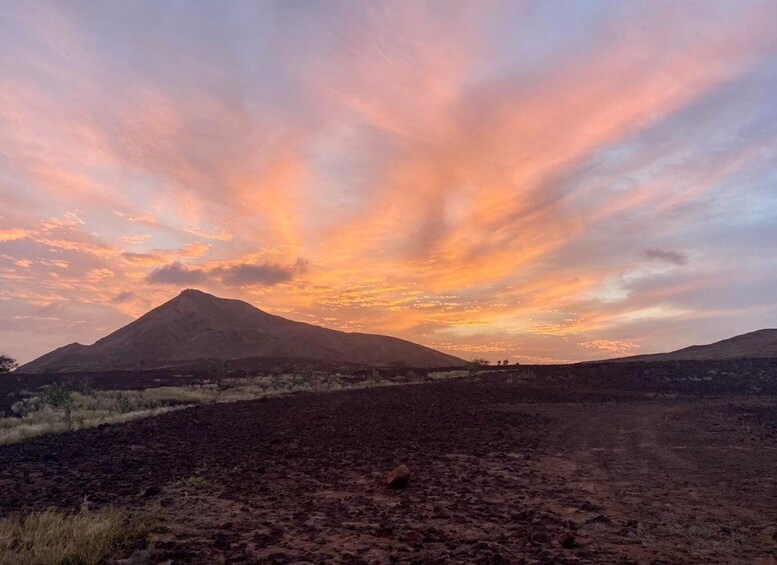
[610,329,777,362]
[18,289,464,373]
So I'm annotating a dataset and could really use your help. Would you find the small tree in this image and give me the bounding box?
[503,359,509,366]
[467,357,490,374]
[0,354,18,375]
[496,360,502,366]
[43,383,74,429]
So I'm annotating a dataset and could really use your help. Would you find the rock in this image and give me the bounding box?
[585,514,613,526]
[142,485,162,498]
[214,532,229,549]
[402,530,423,545]
[558,531,577,549]
[386,464,411,489]
[578,501,602,512]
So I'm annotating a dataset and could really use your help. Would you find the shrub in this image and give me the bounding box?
[290,374,308,389]
[42,384,74,429]
[299,365,315,380]
[113,393,134,414]
[0,354,17,375]
[65,375,95,396]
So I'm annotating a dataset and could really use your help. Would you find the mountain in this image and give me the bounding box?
[610,329,777,362]
[18,289,464,373]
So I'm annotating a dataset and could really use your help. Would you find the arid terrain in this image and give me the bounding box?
[1,360,776,564]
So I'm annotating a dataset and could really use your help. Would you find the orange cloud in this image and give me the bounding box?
[3,2,777,364]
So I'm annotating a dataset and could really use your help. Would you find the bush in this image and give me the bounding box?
[0,354,17,375]
[65,375,95,396]
[42,384,74,429]
[113,393,134,414]
[290,374,308,389]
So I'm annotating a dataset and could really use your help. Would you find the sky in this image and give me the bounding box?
[1,1,777,365]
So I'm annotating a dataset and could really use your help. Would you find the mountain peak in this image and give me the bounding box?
[18,292,464,373]
[180,288,208,295]
[177,288,216,300]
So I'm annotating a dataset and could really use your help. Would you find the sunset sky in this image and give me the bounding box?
[2,1,777,365]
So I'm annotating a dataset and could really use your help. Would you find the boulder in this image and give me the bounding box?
[386,464,411,489]
[402,530,423,545]
[558,531,577,549]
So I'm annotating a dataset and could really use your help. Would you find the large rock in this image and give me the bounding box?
[386,464,411,489]
[558,531,576,549]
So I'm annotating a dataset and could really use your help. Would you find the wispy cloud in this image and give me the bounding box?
[2,1,777,364]
[643,249,688,266]
[215,258,309,287]
[147,258,309,287]
[146,262,207,285]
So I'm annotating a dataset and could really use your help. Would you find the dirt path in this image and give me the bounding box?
[518,399,777,563]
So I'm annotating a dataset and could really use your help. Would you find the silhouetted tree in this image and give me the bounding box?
[0,354,17,375]
[496,360,502,366]
[503,359,509,366]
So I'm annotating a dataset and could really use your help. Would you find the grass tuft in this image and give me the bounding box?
[0,506,149,565]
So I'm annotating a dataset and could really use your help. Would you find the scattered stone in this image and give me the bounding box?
[386,464,411,489]
[578,501,602,512]
[214,532,229,549]
[585,514,613,526]
[402,530,423,545]
[558,531,577,549]
[142,485,162,498]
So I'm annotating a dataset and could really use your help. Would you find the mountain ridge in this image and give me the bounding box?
[18,289,464,373]
[607,328,777,362]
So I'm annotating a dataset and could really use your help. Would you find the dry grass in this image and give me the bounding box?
[0,405,187,446]
[0,506,149,565]
[1,369,470,446]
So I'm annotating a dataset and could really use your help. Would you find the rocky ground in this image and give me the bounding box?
[1,364,777,563]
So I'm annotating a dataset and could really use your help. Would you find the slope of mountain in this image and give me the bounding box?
[610,329,777,362]
[18,290,464,373]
